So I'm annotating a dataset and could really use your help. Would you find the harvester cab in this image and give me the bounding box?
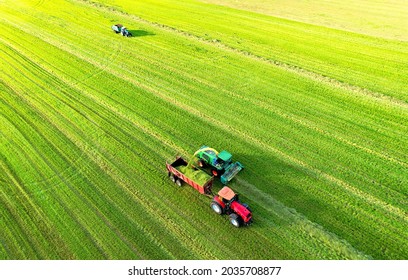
[211,186,252,227]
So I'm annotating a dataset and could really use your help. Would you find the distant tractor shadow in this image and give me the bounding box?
[128,30,155,37]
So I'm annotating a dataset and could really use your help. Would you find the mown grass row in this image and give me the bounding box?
[89,0,408,102]
[0,20,364,260]
[200,0,408,41]
[0,25,356,260]
[1,0,407,259]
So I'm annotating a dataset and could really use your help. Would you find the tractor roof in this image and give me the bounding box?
[218,150,232,162]
[218,186,236,200]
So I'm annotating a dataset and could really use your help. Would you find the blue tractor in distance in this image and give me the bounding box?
[194,145,244,184]
[111,24,132,37]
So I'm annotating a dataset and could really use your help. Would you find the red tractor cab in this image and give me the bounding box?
[211,186,252,227]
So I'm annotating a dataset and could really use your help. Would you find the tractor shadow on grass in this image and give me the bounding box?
[128,30,155,37]
[228,152,330,230]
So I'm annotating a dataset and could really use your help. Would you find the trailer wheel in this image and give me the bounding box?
[169,174,176,183]
[211,201,223,215]
[175,179,182,187]
[229,213,242,228]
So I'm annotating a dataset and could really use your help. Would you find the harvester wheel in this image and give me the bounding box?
[229,213,242,228]
[210,201,223,215]
[211,169,218,177]
[198,160,205,168]
[175,179,182,187]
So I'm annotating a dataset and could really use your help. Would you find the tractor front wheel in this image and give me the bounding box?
[229,213,242,228]
[175,179,182,187]
[211,201,223,215]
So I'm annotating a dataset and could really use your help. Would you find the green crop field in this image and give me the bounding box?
[0,0,407,260]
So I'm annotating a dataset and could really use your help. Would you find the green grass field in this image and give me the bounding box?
[0,0,407,259]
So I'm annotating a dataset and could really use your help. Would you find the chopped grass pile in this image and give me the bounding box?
[176,166,212,186]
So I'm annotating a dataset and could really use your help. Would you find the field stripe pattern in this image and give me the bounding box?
[0,0,407,259]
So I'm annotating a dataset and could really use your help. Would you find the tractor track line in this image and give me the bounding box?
[1,63,221,258]
[1,86,172,258]
[1,91,153,258]
[30,24,406,225]
[83,29,407,170]
[73,0,408,110]
[235,177,371,259]
[7,18,405,224]
[0,99,119,259]
[0,33,184,161]
[0,124,125,259]
[118,46,408,169]
[2,3,404,258]
[10,69,279,258]
[3,14,406,175]
[0,156,60,259]
[62,58,406,255]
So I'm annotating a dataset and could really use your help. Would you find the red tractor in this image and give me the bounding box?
[211,186,252,227]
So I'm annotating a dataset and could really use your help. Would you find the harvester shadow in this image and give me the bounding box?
[128,30,155,37]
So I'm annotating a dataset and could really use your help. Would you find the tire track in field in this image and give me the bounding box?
[3,76,356,258]
[23,17,405,225]
[1,57,222,258]
[0,143,101,259]
[115,42,407,170]
[1,69,168,258]
[2,4,404,258]
[0,38,115,186]
[0,98,124,258]
[0,26,185,163]
[60,1,408,171]
[73,0,408,110]
[0,96,146,259]
[0,51,93,187]
[14,14,406,229]
[5,4,405,175]
[1,78,169,258]
[127,78,408,224]
[55,58,406,258]
[0,152,68,259]
[3,57,284,258]
[235,177,370,259]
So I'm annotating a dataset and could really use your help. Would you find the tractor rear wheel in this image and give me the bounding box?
[229,213,242,228]
[175,179,182,187]
[210,201,223,215]
[169,174,176,183]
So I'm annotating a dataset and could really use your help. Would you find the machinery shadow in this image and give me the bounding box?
[128,30,155,37]
[227,151,330,230]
